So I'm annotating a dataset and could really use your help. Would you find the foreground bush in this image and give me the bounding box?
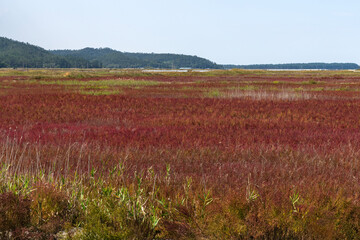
[1,159,360,239]
[1,136,360,239]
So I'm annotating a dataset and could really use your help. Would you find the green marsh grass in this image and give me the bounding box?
[26,79,162,87]
[0,139,215,239]
[309,87,325,91]
[79,90,122,96]
[204,89,222,98]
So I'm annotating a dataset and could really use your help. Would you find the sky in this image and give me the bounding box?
[1,0,360,65]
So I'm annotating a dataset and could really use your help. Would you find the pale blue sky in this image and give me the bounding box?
[1,0,359,64]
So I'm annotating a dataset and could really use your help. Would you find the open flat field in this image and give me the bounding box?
[1,68,360,239]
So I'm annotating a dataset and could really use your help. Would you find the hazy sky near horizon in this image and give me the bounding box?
[1,0,360,65]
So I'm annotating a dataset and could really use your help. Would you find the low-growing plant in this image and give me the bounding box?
[293,87,304,91]
[204,89,222,98]
[79,90,122,96]
[310,87,324,91]
[335,86,351,91]
[301,80,319,85]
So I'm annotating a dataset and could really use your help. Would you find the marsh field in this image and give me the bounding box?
[1,68,360,239]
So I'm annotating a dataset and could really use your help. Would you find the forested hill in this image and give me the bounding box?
[223,63,360,70]
[51,48,221,69]
[123,52,220,69]
[0,37,96,68]
[0,37,221,69]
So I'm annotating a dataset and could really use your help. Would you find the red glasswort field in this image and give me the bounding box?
[1,69,360,239]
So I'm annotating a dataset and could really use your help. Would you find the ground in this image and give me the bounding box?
[1,68,360,239]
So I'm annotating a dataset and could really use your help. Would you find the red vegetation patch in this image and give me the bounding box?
[2,70,360,237]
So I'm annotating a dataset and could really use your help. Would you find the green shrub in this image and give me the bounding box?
[80,185,160,239]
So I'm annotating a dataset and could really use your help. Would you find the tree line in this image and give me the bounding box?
[0,37,221,69]
[223,63,360,70]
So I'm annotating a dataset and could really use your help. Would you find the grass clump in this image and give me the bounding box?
[334,86,351,91]
[310,87,324,91]
[181,86,197,91]
[78,85,123,95]
[79,90,122,96]
[0,84,12,89]
[0,163,162,239]
[229,85,258,91]
[81,177,160,239]
[301,80,319,85]
[204,89,222,98]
